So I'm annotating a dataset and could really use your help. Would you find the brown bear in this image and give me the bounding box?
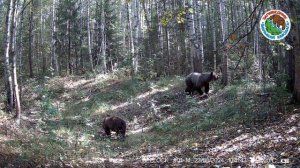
[185,72,218,96]
[102,116,126,139]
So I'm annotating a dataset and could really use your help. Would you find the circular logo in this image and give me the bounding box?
[260,10,291,41]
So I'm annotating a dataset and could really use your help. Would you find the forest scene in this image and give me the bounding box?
[0,0,300,167]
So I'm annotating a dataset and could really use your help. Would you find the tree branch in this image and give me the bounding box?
[220,0,265,51]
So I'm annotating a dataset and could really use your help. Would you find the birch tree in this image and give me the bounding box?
[219,0,229,85]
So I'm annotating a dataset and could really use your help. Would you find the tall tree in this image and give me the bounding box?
[289,0,300,102]
[11,0,21,121]
[3,0,15,112]
[219,0,229,85]
[28,2,34,77]
[52,0,59,75]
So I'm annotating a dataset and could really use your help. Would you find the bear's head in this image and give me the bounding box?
[210,72,219,81]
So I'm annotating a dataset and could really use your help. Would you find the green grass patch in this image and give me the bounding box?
[146,81,293,146]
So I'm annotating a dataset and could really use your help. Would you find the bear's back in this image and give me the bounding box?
[103,116,126,131]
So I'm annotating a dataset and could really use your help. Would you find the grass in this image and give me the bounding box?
[148,81,293,147]
[0,73,296,166]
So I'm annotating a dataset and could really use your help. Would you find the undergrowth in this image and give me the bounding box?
[0,73,294,166]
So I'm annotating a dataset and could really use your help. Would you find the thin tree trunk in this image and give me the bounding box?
[3,0,14,112]
[186,0,196,72]
[28,3,34,78]
[40,6,46,74]
[127,2,136,74]
[11,0,21,122]
[51,0,58,75]
[134,0,140,73]
[79,0,84,71]
[67,19,71,75]
[101,2,107,74]
[195,0,204,73]
[87,0,94,72]
[252,0,262,82]
[163,1,171,75]
[210,0,217,72]
[18,0,25,104]
[219,0,229,85]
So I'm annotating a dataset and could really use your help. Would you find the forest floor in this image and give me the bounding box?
[0,72,299,167]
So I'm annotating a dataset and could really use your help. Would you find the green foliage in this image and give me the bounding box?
[155,76,182,87]
[273,72,290,88]
[161,10,173,27]
[36,85,60,118]
[176,7,186,24]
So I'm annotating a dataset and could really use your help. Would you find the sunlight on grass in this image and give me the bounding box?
[92,102,112,115]
[2,71,297,167]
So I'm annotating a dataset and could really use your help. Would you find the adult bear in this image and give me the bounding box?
[102,116,126,139]
[185,72,218,95]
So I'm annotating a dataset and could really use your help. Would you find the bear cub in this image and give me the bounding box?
[102,116,126,139]
[185,71,218,96]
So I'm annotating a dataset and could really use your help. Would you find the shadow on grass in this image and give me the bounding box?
[9,76,297,166]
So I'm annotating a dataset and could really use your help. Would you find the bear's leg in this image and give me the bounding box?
[120,129,126,140]
[185,87,193,95]
[104,127,111,137]
[204,83,209,94]
[185,79,194,95]
[196,88,203,95]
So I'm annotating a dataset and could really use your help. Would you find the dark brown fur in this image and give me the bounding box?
[102,116,126,139]
[185,72,218,95]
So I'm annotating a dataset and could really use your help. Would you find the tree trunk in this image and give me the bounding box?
[51,0,58,75]
[127,2,136,74]
[195,0,204,73]
[134,0,140,73]
[290,1,300,102]
[11,0,21,122]
[212,0,217,72]
[40,6,46,74]
[101,1,107,74]
[253,0,262,82]
[219,0,229,85]
[67,19,71,75]
[162,1,171,75]
[87,0,94,72]
[18,0,25,104]
[28,3,34,78]
[79,0,84,71]
[3,0,14,112]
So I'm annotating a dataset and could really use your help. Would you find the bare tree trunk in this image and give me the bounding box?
[18,0,25,104]
[28,3,34,78]
[3,0,14,112]
[134,0,140,73]
[127,2,136,74]
[163,1,171,75]
[11,0,21,122]
[219,0,229,85]
[141,0,152,59]
[195,0,204,73]
[212,0,217,72]
[51,0,58,75]
[101,2,107,74]
[40,5,46,74]
[87,0,94,72]
[67,19,71,75]
[290,1,300,102]
[252,0,262,82]
[186,0,203,73]
[79,0,84,71]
